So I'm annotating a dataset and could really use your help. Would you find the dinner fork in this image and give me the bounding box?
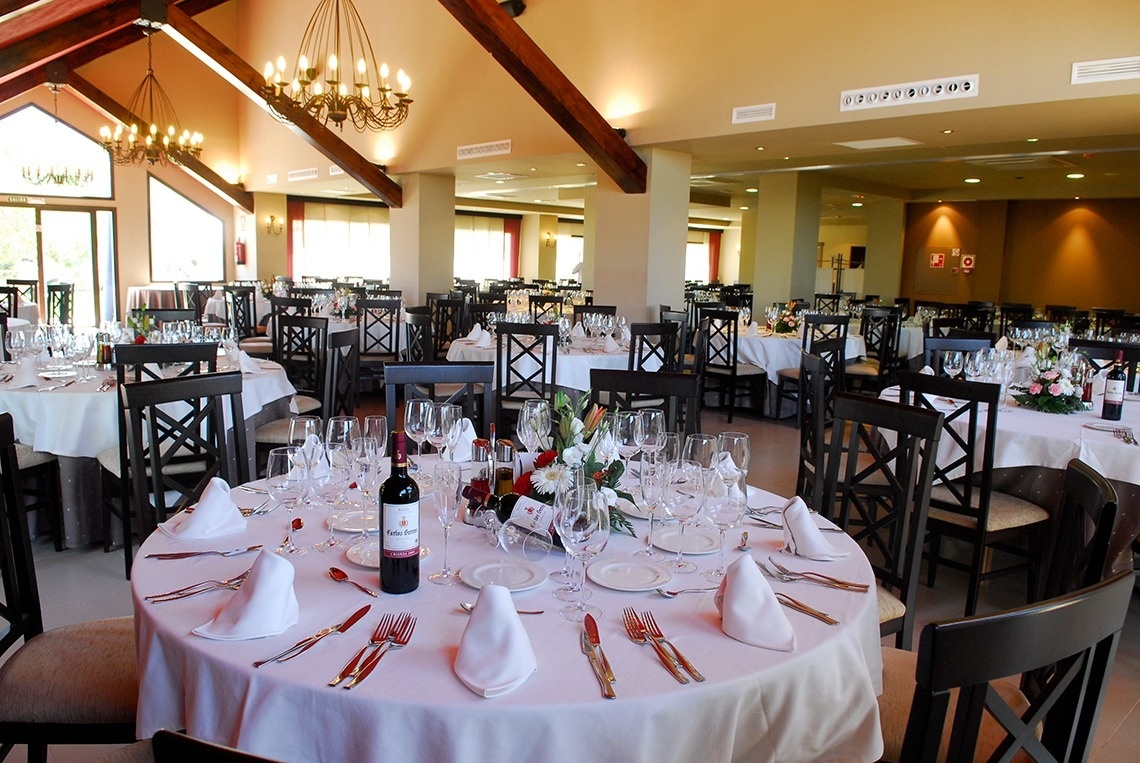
[329,613,397,686]
[1113,427,1138,445]
[145,569,250,601]
[640,611,705,682]
[145,545,262,560]
[764,557,869,592]
[621,607,687,684]
[344,615,417,689]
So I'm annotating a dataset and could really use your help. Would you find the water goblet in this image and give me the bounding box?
[555,485,610,622]
[635,450,669,562]
[5,330,25,363]
[267,447,307,557]
[551,470,594,593]
[943,351,964,379]
[518,400,551,453]
[634,409,666,460]
[312,444,352,552]
[363,415,388,456]
[662,460,706,574]
[325,415,360,448]
[613,410,640,472]
[682,433,718,487]
[657,431,681,466]
[404,399,430,472]
[429,461,463,585]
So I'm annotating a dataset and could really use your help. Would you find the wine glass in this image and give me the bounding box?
[72,332,94,382]
[703,433,749,582]
[715,432,750,498]
[363,416,388,457]
[325,416,360,448]
[426,403,462,462]
[613,410,640,472]
[662,460,706,574]
[635,450,669,562]
[404,399,430,472]
[551,469,594,593]
[429,461,462,585]
[943,350,964,379]
[312,443,351,552]
[555,485,610,622]
[518,400,551,453]
[657,432,681,466]
[267,447,307,557]
[288,415,323,504]
[634,409,666,458]
[682,433,718,487]
[349,436,382,544]
[5,330,25,363]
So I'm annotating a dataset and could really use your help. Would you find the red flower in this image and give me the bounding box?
[535,450,558,468]
[513,472,534,496]
[133,335,147,344]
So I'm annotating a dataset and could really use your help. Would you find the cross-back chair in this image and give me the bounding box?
[6,279,36,306]
[846,307,901,393]
[659,308,691,370]
[45,283,73,325]
[356,298,402,391]
[384,362,494,439]
[589,368,702,437]
[627,322,678,372]
[494,322,559,433]
[775,313,849,411]
[432,297,466,355]
[814,293,841,313]
[922,336,993,375]
[273,315,329,416]
[405,310,434,362]
[794,338,846,508]
[0,287,19,318]
[698,309,766,422]
[224,285,257,340]
[529,295,563,324]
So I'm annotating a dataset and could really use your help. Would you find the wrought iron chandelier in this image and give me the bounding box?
[21,84,95,187]
[99,32,203,166]
[262,0,412,132]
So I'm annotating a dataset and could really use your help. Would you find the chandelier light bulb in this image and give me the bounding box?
[357,58,367,77]
[263,61,275,84]
[328,53,338,76]
[397,69,410,94]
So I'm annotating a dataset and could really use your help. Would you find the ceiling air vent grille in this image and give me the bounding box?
[840,74,978,112]
[731,103,776,124]
[287,168,319,182]
[329,166,344,176]
[1072,56,1140,84]
[457,140,512,160]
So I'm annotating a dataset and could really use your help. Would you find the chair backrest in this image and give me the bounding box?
[660,309,690,369]
[572,304,617,323]
[357,298,402,359]
[224,285,256,339]
[701,309,740,372]
[795,338,846,507]
[959,305,995,333]
[6,279,37,305]
[405,310,434,362]
[927,316,962,337]
[1039,459,1119,601]
[133,308,200,327]
[529,295,564,324]
[0,314,7,362]
[802,313,849,350]
[1091,308,1124,337]
[468,301,506,330]
[627,322,679,372]
[899,572,1133,762]
[1070,338,1140,391]
[0,285,19,317]
[0,412,44,656]
[432,297,466,354]
[589,368,702,437]
[121,371,249,541]
[922,336,993,374]
[494,322,559,430]
[861,308,902,377]
[723,291,753,311]
[384,362,494,438]
[823,393,943,649]
[269,295,313,324]
[326,328,360,418]
[274,315,329,402]
[46,282,73,324]
[174,281,206,315]
[814,293,841,313]
[998,303,1034,336]
[893,297,911,316]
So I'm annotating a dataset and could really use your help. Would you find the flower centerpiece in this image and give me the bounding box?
[330,288,357,319]
[126,305,152,343]
[1013,368,1084,414]
[512,390,636,537]
[769,301,799,334]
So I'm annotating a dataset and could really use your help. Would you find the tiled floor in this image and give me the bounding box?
[4,397,1138,762]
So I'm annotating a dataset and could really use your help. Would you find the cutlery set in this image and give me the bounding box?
[145,569,251,602]
[0,373,11,384]
[254,604,372,669]
[760,557,868,593]
[1113,427,1138,445]
[620,607,704,688]
[330,612,416,689]
[581,614,615,699]
[146,545,262,560]
[37,379,76,392]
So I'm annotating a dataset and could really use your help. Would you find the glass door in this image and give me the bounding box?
[41,209,97,327]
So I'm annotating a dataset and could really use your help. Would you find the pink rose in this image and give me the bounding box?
[1042,370,1059,381]
[1028,382,1043,395]
[1049,383,1063,396]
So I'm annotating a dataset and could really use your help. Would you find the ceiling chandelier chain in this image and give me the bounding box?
[99,31,203,167]
[21,85,95,187]
[262,0,412,132]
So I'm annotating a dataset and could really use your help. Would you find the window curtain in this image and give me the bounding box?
[292,202,391,280]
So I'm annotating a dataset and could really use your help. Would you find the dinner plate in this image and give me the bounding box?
[330,510,378,534]
[586,559,672,592]
[38,370,77,380]
[616,496,654,520]
[1083,422,1126,433]
[459,560,547,592]
[346,541,429,569]
[651,525,720,555]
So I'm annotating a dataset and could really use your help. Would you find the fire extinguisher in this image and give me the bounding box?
[235,240,247,265]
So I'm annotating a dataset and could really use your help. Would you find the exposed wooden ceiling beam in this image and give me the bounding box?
[66,67,255,212]
[155,2,403,207]
[0,66,47,106]
[437,0,646,194]
[0,1,138,85]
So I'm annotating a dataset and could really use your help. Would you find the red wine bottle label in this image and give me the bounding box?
[1105,379,1125,405]
[382,500,419,559]
[508,495,554,535]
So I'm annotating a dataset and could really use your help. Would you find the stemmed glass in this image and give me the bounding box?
[658,432,681,466]
[635,450,669,562]
[404,399,430,473]
[550,469,593,592]
[682,433,718,488]
[5,330,25,363]
[288,416,322,505]
[363,416,388,457]
[426,403,462,462]
[267,446,307,557]
[429,461,462,585]
[613,410,640,474]
[72,333,94,382]
[348,436,382,544]
[662,460,706,574]
[325,416,361,448]
[701,433,750,583]
[555,485,610,622]
[943,351,964,379]
[517,400,551,453]
[313,443,352,552]
[634,409,666,460]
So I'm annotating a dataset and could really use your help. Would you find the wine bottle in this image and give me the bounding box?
[461,485,564,549]
[1102,350,1126,422]
[379,430,420,594]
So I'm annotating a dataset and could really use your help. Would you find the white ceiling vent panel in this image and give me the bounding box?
[731,102,776,124]
[1072,56,1140,84]
[287,168,319,182]
[457,139,512,160]
[840,74,978,112]
[329,166,345,176]
[967,156,1077,171]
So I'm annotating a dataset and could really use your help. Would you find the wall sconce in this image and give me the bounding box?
[266,215,283,235]
[544,232,556,248]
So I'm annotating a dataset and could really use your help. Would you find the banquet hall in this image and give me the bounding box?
[0,1,1139,761]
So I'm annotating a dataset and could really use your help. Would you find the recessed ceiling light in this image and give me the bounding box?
[783,156,790,161]
[942,129,953,134]
[755,146,764,151]
[964,178,981,184]
[1066,173,1085,179]
[533,199,542,203]
[739,206,750,211]
[745,187,758,193]
[529,167,537,171]
[1075,196,1081,200]
[575,162,586,167]
[495,180,505,184]
[851,202,863,207]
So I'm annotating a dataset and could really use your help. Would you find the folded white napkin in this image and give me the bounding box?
[994,336,1008,351]
[237,350,262,374]
[714,556,796,651]
[212,288,225,299]
[571,322,586,338]
[451,418,478,462]
[454,584,537,697]
[920,365,935,375]
[193,550,299,640]
[160,477,248,539]
[620,324,631,343]
[10,357,38,388]
[475,331,493,349]
[465,323,484,343]
[515,451,538,478]
[603,335,621,353]
[747,322,760,336]
[1016,347,1036,369]
[782,496,848,561]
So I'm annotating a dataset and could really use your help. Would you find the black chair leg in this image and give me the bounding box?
[927,531,942,586]
[965,540,986,616]
[48,464,64,552]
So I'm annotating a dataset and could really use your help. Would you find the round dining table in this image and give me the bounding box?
[132,463,884,762]
[735,330,867,417]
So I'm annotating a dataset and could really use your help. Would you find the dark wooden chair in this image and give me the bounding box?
[0,413,138,763]
[529,295,564,324]
[823,393,943,649]
[494,322,559,433]
[326,328,360,420]
[405,310,434,362]
[698,309,766,422]
[927,316,963,337]
[775,313,849,411]
[45,283,73,325]
[572,304,617,324]
[998,303,1034,337]
[813,293,841,313]
[272,315,330,417]
[959,305,995,333]
[1091,308,1124,337]
[5,279,37,306]
[921,336,993,375]
[794,338,846,508]
[589,368,702,437]
[660,308,691,370]
[1037,459,1118,602]
[627,321,678,372]
[384,362,494,439]
[173,281,209,317]
[224,285,257,340]
[846,308,901,393]
[0,286,21,319]
[893,297,911,316]
[432,297,466,355]
[1070,338,1140,390]
[878,572,1132,763]
[356,298,402,392]
[898,372,1051,616]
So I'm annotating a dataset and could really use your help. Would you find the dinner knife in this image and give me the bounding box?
[253,604,371,667]
[580,631,616,699]
[584,614,615,684]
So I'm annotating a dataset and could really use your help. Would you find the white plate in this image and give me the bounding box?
[330,510,378,534]
[459,560,547,592]
[616,497,654,520]
[345,541,429,569]
[39,370,77,380]
[586,558,672,592]
[651,525,720,555]
[1083,422,1126,433]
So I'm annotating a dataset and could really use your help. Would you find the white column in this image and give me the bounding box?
[388,173,455,304]
[863,201,906,302]
[746,172,823,309]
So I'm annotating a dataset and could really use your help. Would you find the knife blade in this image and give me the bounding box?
[253,604,371,667]
[584,614,615,684]
[580,631,616,699]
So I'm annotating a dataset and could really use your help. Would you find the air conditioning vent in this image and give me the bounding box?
[287,168,319,182]
[329,166,344,176]
[839,74,978,112]
[458,140,512,160]
[1072,56,1140,84]
[966,156,1077,171]
[731,102,776,124]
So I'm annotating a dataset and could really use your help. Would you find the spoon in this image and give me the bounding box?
[736,531,750,552]
[328,567,379,597]
[459,602,543,615]
[655,587,719,598]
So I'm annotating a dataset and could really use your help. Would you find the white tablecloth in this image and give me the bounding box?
[132,473,883,762]
[204,293,273,326]
[896,326,925,360]
[446,336,656,392]
[736,331,867,379]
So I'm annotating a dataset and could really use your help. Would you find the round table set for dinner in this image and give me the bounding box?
[132,455,884,763]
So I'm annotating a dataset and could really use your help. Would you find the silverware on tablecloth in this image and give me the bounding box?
[37,379,76,392]
[764,557,869,592]
[747,516,843,533]
[774,593,839,626]
[253,604,371,668]
[344,614,416,689]
[580,630,616,699]
[640,610,704,682]
[240,485,269,494]
[329,613,398,686]
[145,569,251,602]
[146,545,262,560]
[585,614,615,684]
[621,607,687,684]
[459,602,543,615]
[654,586,718,598]
[328,567,379,597]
